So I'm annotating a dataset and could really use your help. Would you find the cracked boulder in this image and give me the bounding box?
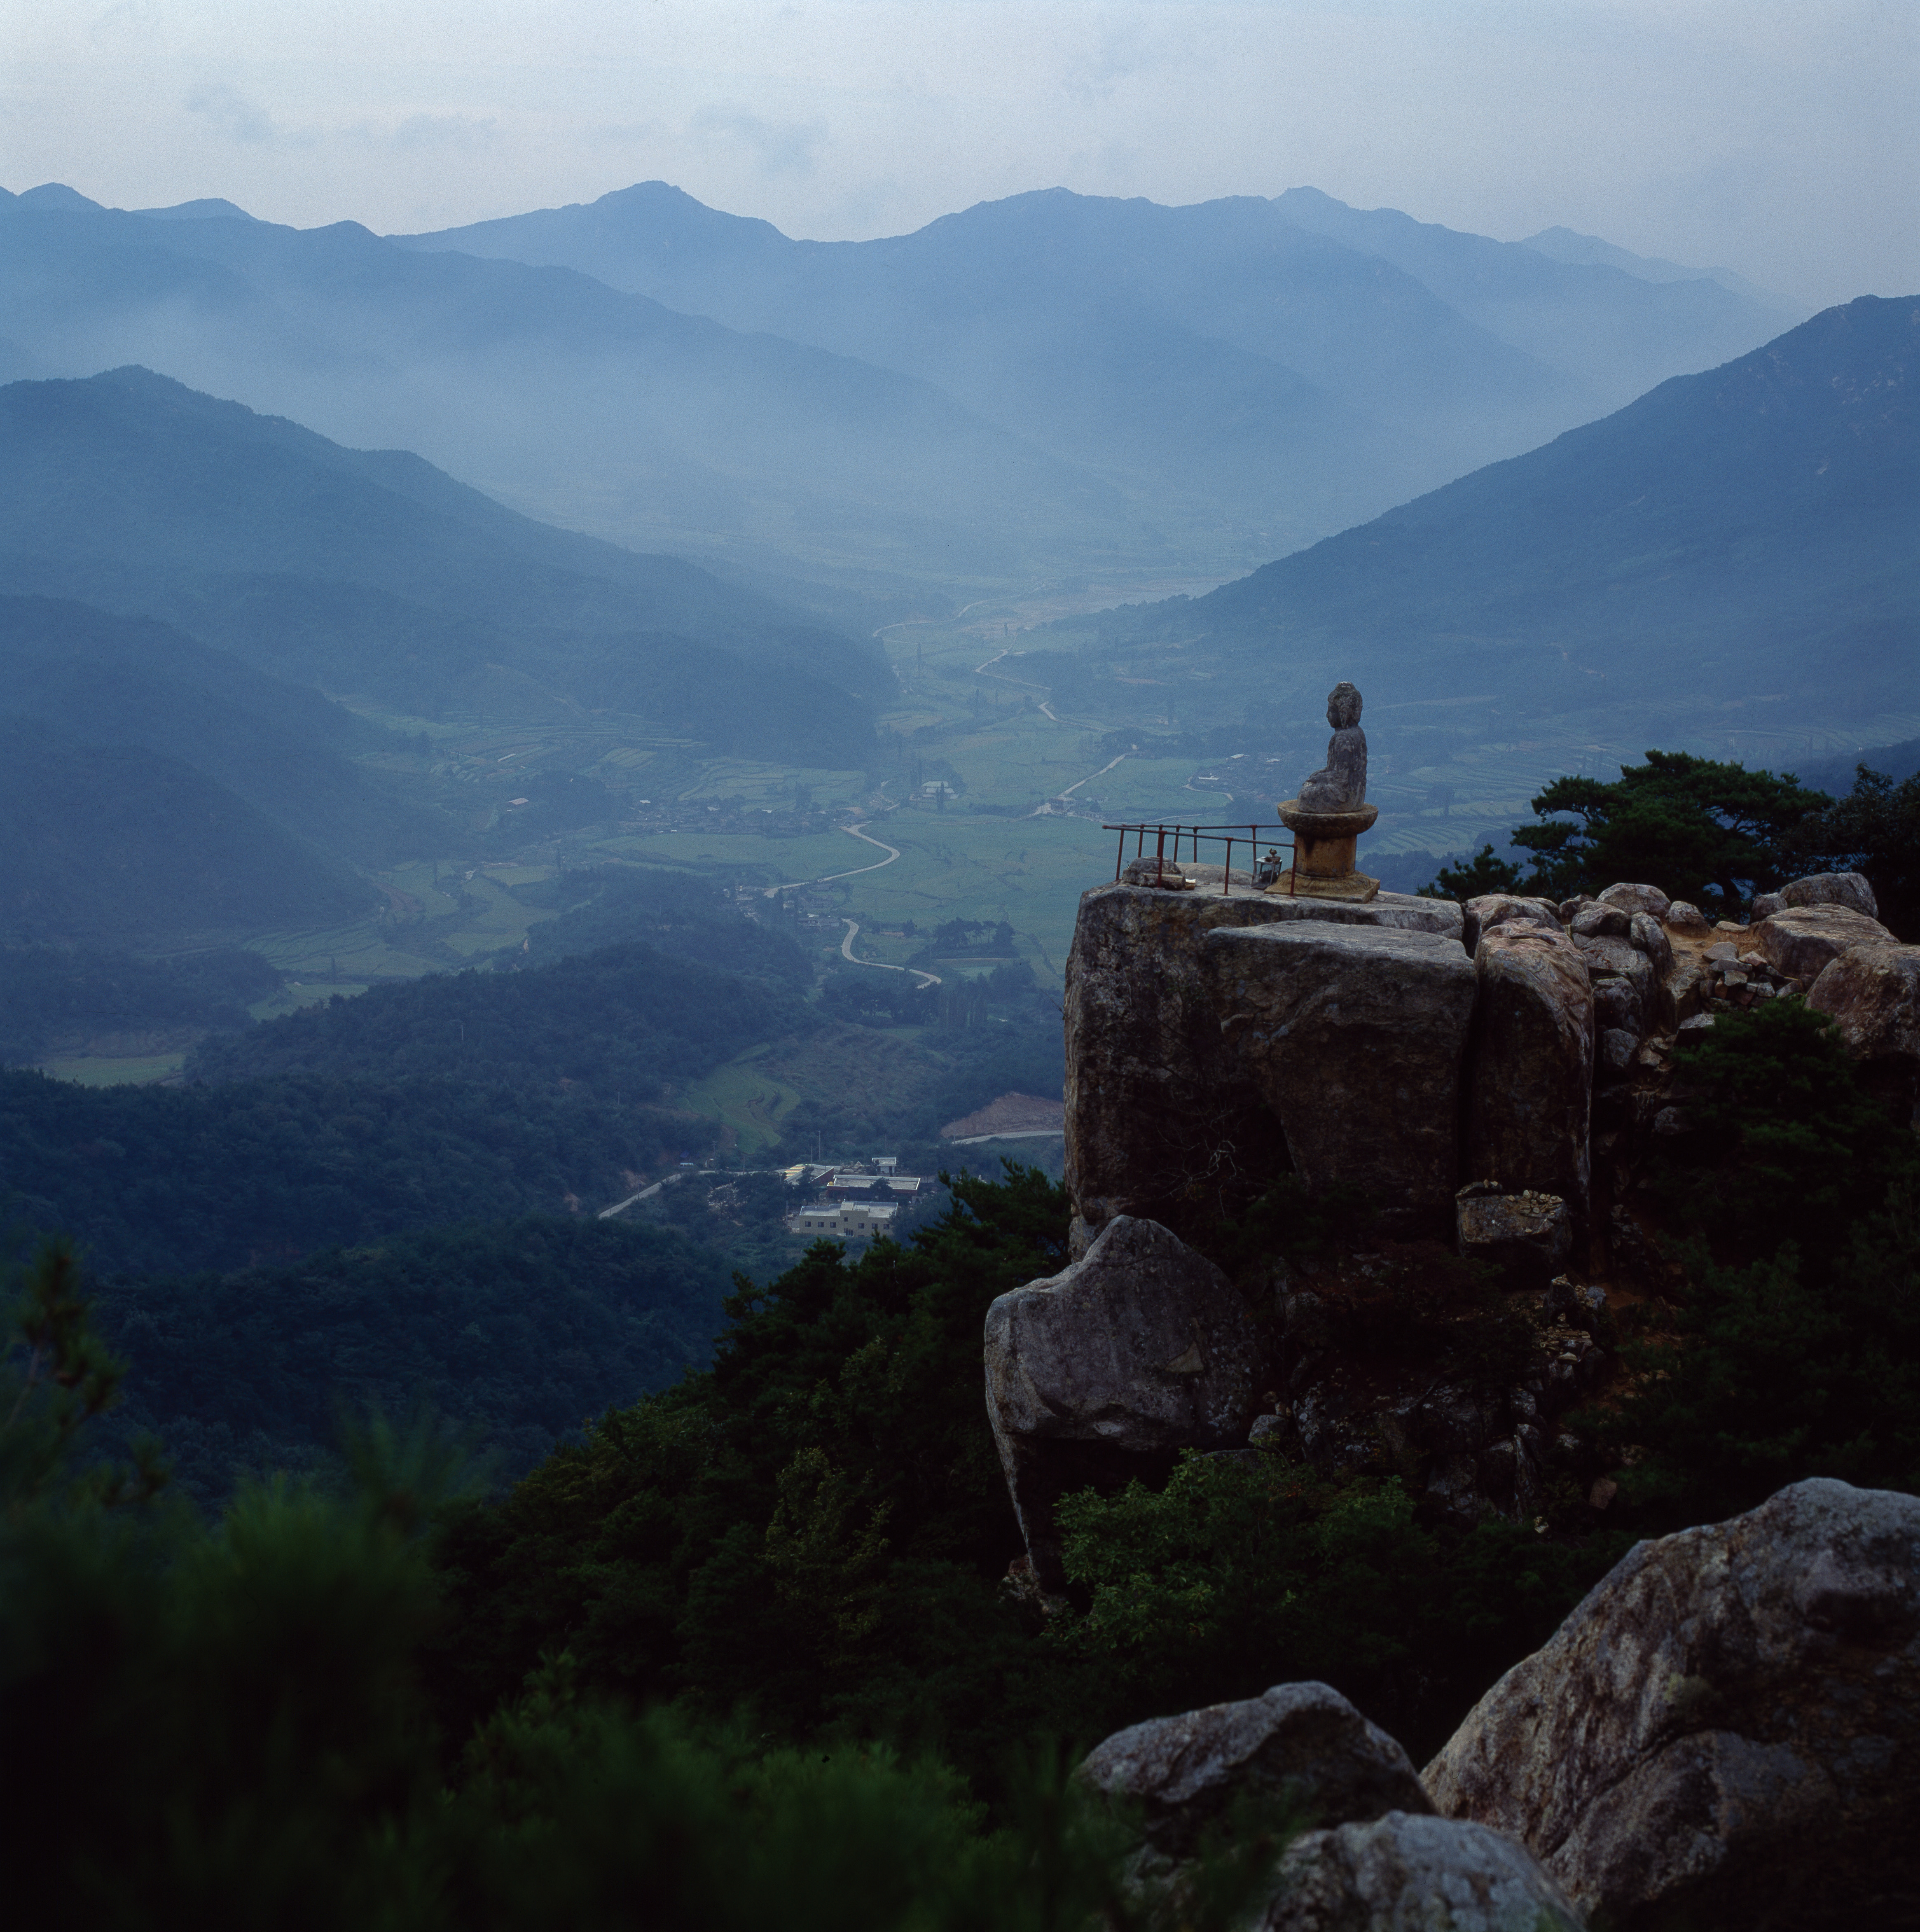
[1262,1814,1584,1932]
[1063,883,1461,1252]
[1463,923,1592,1225]
[1781,870,1879,918]
[1078,1682,1431,1863]
[1423,1477,1920,1930]
[1455,1184,1573,1286]
[1809,941,1920,1114]
[1754,904,1893,983]
[984,1215,1259,1592]
[1203,920,1478,1234]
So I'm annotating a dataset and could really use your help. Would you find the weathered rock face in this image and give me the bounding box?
[1782,869,1879,918]
[1572,933,1655,1044]
[1064,884,1462,1250]
[1262,1814,1584,1932]
[1204,921,1479,1234]
[1460,893,1561,956]
[1597,881,1671,920]
[1455,1185,1572,1285]
[1078,1682,1431,1861]
[983,1216,1259,1591]
[1664,899,1711,935]
[1809,941,1920,1113]
[1754,904,1894,983]
[1464,924,1592,1223]
[1422,1478,1920,1930]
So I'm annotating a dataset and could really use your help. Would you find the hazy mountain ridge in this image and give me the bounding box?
[0,193,1133,583]
[395,180,1801,563]
[1059,295,1918,729]
[0,367,887,763]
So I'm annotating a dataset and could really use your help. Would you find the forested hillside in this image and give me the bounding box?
[0,368,886,764]
[1057,294,1920,731]
[88,1215,730,1511]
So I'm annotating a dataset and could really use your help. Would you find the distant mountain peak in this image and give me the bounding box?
[132,197,257,224]
[1521,225,1804,316]
[16,182,106,213]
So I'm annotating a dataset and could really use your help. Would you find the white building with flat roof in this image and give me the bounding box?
[790,1201,900,1241]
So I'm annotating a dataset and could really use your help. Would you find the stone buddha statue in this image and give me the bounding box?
[1298,682,1368,811]
[1274,680,1378,901]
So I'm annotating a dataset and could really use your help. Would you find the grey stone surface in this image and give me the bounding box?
[1204,920,1479,1233]
[1754,904,1893,982]
[1261,1813,1584,1932]
[1809,941,1920,1110]
[1079,1682,1430,1860]
[1627,912,1674,980]
[1597,881,1671,921]
[1751,890,1786,920]
[1782,870,1879,919]
[1455,1186,1573,1285]
[1299,682,1368,811]
[1464,924,1592,1222]
[1064,884,1461,1250]
[1424,1477,1920,1930]
[1573,933,1656,1036]
[984,1215,1258,1591]
[1460,893,1560,956]
[1663,900,1711,935]
[1570,904,1631,941]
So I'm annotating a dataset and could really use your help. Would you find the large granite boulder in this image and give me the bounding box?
[984,1215,1259,1592]
[1064,884,1462,1250]
[1423,1478,1920,1929]
[1204,921,1479,1234]
[1782,870,1879,919]
[1461,893,1560,956]
[1262,1815,1584,1932]
[1078,1682,1430,1860]
[1571,933,1656,1042]
[1464,923,1592,1222]
[1809,941,1920,1112]
[1597,882,1671,921]
[1754,904,1893,983]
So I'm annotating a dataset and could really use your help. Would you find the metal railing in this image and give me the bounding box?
[1103,822,1298,896]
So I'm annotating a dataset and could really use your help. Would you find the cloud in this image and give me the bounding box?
[689,103,827,178]
[390,113,498,153]
[184,82,292,146]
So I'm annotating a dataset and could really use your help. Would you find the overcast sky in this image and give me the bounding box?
[3,0,1914,306]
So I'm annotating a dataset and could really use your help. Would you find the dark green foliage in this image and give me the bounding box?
[1053,1455,1627,1762]
[1653,998,1915,1258]
[0,1066,706,1276]
[1417,843,1523,901]
[0,941,278,1065]
[86,1216,731,1511]
[0,717,376,946]
[189,941,812,1103]
[0,593,440,875]
[1510,751,1832,916]
[1597,1189,1920,1528]
[1787,762,1920,940]
[1590,1000,1920,1524]
[518,867,814,988]
[0,366,883,766]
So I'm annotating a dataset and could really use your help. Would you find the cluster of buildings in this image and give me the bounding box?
[782,1157,933,1242]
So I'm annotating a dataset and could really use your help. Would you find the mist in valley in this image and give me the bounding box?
[1,9,1917,1913]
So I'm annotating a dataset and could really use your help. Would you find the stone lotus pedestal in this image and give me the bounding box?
[1276,799,1379,902]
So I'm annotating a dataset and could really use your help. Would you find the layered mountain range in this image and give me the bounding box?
[1052,295,1918,738]
[2,178,1801,585]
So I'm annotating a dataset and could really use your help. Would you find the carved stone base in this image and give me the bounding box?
[1273,797,1380,902]
[1280,869,1381,903]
